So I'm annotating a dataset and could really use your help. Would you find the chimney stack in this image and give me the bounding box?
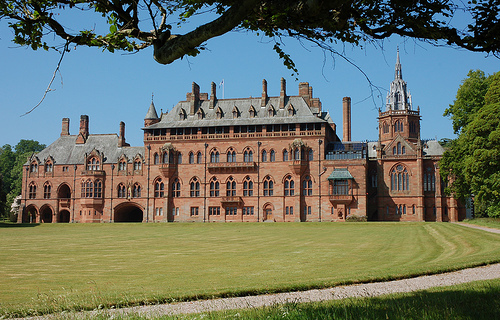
[279,77,286,109]
[61,118,70,136]
[299,82,310,105]
[76,115,89,144]
[118,121,129,147]
[343,97,351,142]
[190,82,200,115]
[261,79,268,107]
[210,82,216,109]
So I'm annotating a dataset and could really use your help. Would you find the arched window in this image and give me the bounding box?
[391,164,410,191]
[249,107,256,118]
[263,176,273,196]
[172,178,181,197]
[134,160,142,170]
[94,180,102,198]
[117,183,126,198]
[402,146,406,154]
[283,149,289,161]
[227,148,236,162]
[163,152,169,164]
[294,148,300,160]
[189,152,194,164]
[154,153,159,165]
[118,160,126,171]
[226,177,236,196]
[154,179,164,197]
[243,176,253,196]
[177,152,182,164]
[30,162,38,173]
[190,177,200,197]
[133,183,141,198]
[303,175,312,196]
[43,182,51,199]
[284,176,294,196]
[81,179,93,198]
[397,142,402,155]
[87,158,100,171]
[270,150,276,162]
[45,162,53,173]
[308,149,313,161]
[261,150,267,162]
[210,150,220,163]
[244,149,253,162]
[28,182,37,199]
[210,178,220,197]
[197,152,203,164]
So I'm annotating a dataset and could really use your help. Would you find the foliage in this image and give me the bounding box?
[0,1,499,72]
[1,222,500,317]
[345,215,367,222]
[463,217,500,229]
[441,71,500,217]
[0,140,45,219]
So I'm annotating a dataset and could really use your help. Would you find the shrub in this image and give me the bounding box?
[345,215,367,222]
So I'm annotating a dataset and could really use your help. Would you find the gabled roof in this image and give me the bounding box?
[144,96,331,129]
[30,135,144,165]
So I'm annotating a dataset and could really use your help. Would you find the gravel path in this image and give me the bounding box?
[454,222,500,234]
[22,263,500,320]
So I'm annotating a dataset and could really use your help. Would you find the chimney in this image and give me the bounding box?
[210,81,216,109]
[299,82,310,105]
[343,97,351,142]
[279,77,286,109]
[61,118,70,136]
[118,121,130,147]
[190,82,200,115]
[261,79,268,107]
[76,115,89,144]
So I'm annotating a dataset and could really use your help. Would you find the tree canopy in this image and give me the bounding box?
[0,140,45,221]
[440,70,500,218]
[1,0,499,70]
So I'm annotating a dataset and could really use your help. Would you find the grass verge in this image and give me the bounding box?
[463,217,500,229]
[1,222,499,317]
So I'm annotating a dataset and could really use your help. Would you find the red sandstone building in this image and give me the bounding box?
[19,52,465,223]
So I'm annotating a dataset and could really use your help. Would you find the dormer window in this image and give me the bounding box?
[30,162,38,173]
[249,106,256,118]
[179,108,186,120]
[287,104,295,116]
[45,162,53,173]
[197,108,204,120]
[87,157,100,171]
[216,107,223,119]
[118,160,126,171]
[232,106,239,119]
[267,105,275,117]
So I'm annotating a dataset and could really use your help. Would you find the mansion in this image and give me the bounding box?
[19,52,466,223]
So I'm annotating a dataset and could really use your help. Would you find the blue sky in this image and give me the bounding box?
[0,16,498,149]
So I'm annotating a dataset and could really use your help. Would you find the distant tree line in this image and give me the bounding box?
[0,140,45,221]
[441,70,500,218]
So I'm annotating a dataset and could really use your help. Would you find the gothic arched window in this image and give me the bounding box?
[284,175,294,196]
[226,177,236,196]
[391,165,409,191]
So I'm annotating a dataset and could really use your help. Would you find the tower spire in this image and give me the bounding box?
[395,47,402,80]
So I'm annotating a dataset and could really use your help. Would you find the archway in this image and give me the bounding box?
[40,205,53,223]
[263,203,274,221]
[114,203,144,222]
[58,210,70,223]
[58,183,71,198]
[23,205,38,223]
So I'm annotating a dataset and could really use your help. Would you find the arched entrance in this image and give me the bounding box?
[263,203,273,221]
[58,210,70,223]
[57,183,71,198]
[114,203,144,222]
[23,205,38,223]
[40,205,53,223]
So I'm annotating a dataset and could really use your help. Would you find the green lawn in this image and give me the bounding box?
[1,222,499,317]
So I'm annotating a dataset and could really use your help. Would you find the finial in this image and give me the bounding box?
[152,92,154,102]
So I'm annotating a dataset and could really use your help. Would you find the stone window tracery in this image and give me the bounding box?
[43,182,51,199]
[154,179,164,197]
[210,178,220,197]
[284,175,294,196]
[243,176,253,196]
[303,175,312,196]
[391,164,409,191]
[28,182,37,199]
[226,177,236,196]
[190,177,200,197]
[263,176,274,196]
[172,178,181,197]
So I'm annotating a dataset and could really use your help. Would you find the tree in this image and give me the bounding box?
[440,71,500,217]
[0,140,45,220]
[0,1,499,71]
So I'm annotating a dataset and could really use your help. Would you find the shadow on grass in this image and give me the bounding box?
[0,222,40,228]
[199,282,500,320]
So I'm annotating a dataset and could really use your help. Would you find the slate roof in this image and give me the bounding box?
[367,139,444,159]
[145,96,333,129]
[30,134,144,165]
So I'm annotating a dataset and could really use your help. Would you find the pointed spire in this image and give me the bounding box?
[395,47,402,80]
[145,100,159,120]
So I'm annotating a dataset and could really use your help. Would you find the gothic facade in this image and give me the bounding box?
[19,52,466,223]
